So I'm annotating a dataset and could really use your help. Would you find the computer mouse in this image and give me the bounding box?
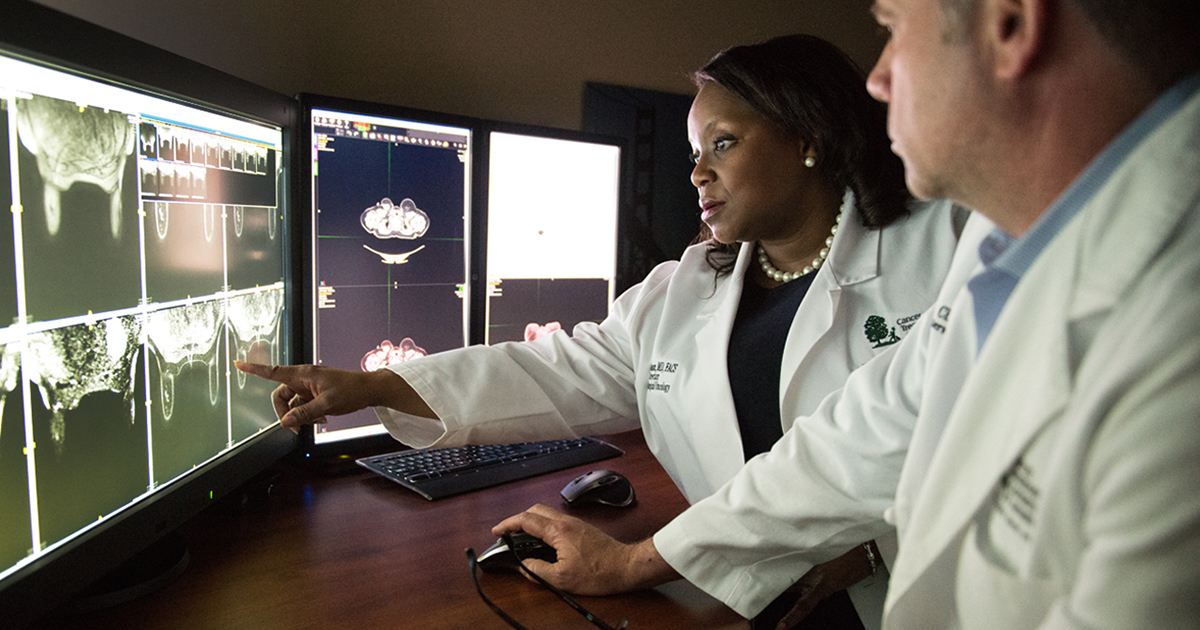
[560,469,636,507]
[476,531,558,574]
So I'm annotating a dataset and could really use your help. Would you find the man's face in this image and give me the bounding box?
[867,0,985,202]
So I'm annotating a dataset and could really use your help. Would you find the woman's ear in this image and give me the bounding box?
[800,140,818,168]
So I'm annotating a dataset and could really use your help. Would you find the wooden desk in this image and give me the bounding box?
[34,431,746,629]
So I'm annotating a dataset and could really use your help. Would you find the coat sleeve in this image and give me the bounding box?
[374,261,680,449]
[654,313,932,618]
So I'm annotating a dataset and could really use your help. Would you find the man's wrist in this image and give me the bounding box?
[620,537,681,591]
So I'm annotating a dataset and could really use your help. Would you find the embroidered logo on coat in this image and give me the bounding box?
[864,313,924,347]
[864,315,902,348]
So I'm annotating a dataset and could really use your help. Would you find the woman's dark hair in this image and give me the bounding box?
[690,34,911,274]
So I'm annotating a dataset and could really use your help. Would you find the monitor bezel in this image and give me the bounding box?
[0,3,299,627]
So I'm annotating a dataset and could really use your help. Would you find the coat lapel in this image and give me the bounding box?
[888,88,1200,622]
[888,217,1077,600]
[780,194,880,398]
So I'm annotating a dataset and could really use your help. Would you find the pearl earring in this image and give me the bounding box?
[804,156,816,168]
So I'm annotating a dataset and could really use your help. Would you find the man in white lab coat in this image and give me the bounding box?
[496,0,1200,627]
[243,0,1200,624]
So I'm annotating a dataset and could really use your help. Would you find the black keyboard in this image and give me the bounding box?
[356,437,624,500]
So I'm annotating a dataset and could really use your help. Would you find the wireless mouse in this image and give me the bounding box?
[476,531,557,574]
[560,469,636,507]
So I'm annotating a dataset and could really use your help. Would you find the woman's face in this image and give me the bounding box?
[687,81,816,245]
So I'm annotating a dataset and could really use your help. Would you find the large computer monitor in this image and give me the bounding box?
[297,94,476,457]
[478,123,624,345]
[0,3,296,626]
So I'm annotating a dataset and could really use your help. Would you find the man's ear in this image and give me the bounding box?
[981,0,1046,79]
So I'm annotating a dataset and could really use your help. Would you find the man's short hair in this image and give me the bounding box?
[937,0,1200,88]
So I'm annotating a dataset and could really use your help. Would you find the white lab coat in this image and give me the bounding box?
[657,83,1200,629]
[885,81,1200,630]
[376,194,965,624]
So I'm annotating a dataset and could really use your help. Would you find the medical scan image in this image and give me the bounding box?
[144,202,225,302]
[0,48,289,588]
[16,96,141,323]
[227,205,283,291]
[145,300,223,423]
[227,289,285,443]
[15,95,136,241]
[23,316,142,455]
[28,322,150,549]
[486,278,610,344]
[145,301,229,484]
[360,337,426,372]
[0,360,32,575]
[363,243,424,265]
[308,114,469,440]
[523,321,562,342]
[25,316,150,550]
[228,288,284,389]
[0,109,15,329]
[360,197,429,240]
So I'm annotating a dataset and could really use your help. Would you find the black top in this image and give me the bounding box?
[727,271,816,461]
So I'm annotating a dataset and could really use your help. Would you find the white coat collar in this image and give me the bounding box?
[886,87,1200,617]
[733,189,882,290]
[692,190,879,331]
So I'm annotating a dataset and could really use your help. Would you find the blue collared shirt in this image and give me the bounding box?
[969,71,1200,353]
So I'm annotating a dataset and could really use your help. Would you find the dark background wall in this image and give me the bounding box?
[32,0,886,131]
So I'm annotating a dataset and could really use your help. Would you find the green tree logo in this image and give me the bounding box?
[865,315,900,348]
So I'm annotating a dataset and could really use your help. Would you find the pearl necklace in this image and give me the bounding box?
[757,205,843,283]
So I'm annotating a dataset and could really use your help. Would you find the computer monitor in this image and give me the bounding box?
[297,94,476,457]
[479,124,623,345]
[0,3,296,626]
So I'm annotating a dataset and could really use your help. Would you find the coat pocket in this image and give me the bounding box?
[955,525,1059,628]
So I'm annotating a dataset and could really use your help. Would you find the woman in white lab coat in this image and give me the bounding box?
[239,35,963,629]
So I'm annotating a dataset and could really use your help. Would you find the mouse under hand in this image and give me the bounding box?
[475,531,558,574]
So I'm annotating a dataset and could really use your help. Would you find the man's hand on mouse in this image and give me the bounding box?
[492,503,680,595]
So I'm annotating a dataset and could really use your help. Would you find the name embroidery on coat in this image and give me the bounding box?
[647,361,678,393]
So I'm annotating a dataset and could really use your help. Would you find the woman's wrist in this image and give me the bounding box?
[371,368,437,419]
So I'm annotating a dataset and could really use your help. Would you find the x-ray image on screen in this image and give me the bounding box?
[227,204,283,291]
[15,94,141,324]
[484,131,621,345]
[227,287,284,443]
[0,356,31,575]
[486,278,611,344]
[0,47,286,582]
[145,300,228,484]
[144,202,224,302]
[0,104,15,329]
[308,106,471,444]
[25,315,150,549]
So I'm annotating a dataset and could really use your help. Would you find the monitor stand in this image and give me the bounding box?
[67,532,190,612]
